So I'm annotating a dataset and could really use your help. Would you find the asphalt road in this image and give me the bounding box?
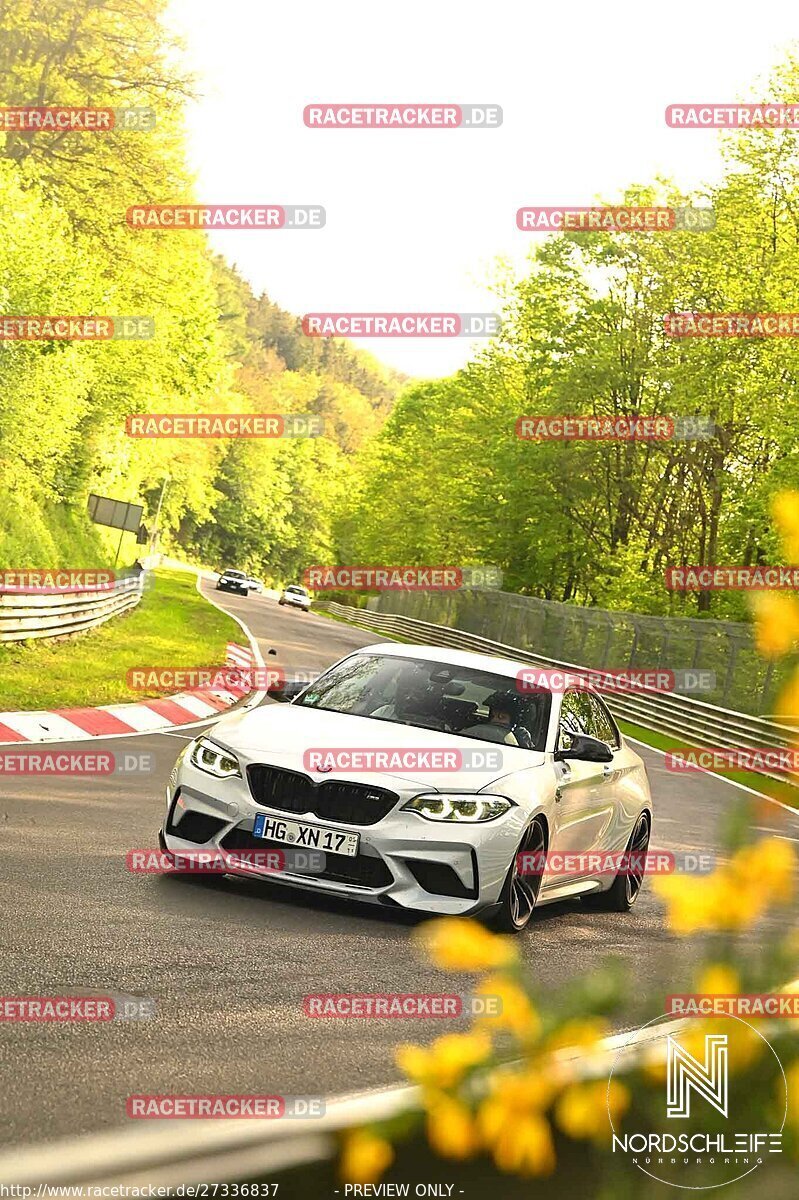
[0,578,797,1147]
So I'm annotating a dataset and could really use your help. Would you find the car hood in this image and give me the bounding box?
[208,703,546,792]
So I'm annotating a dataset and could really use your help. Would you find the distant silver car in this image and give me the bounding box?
[245,576,264,594]
[278,584,311,611]
[161,642,653,933]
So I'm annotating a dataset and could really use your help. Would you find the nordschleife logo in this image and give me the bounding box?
[608,1014,787,1189]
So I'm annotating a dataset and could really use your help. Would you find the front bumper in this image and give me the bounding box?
[161,756,525,916]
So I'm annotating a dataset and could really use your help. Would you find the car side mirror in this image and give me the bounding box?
[554,733,613,763]
[267,679,306,703]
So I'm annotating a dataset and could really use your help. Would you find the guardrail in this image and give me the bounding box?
[0,573,147,644]
[318,601,799,790]
[0,1020,688,1190]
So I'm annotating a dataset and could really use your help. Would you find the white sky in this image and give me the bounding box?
[166,0,798,378]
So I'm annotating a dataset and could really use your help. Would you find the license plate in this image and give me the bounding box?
[252,813,360,857]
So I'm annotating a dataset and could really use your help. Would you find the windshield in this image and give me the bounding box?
[286,586,308,595]
[296,653,551,751]
[222,570,245,578]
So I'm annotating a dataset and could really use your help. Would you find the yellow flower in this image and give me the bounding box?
[415,917,518,972]
[476,1064,563,1163]
[652,875,728,934]
[776,671,799,724]
[696,963,740,996]
[545,1018,609,1055]
[751,592,799,657]
[554,1079,629,1143]
[742,838,795,903]
[490,1112,556,1176]
[395,1031,492,1089]
[486,1066,562,1113]
[772,491,799,561]
[475,974,541,1042]
[426,1095,479,1159]
[339,1130,393,1184]
[653,838,795,936]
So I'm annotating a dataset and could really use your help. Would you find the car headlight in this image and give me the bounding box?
[402,793,513,823]
[189,737,241,779]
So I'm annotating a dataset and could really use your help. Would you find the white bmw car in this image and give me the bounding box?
[160,643,653,932]
[278,585,311,611]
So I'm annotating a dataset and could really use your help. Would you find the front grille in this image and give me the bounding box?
[220,825,393,889]
[246,765,397,826]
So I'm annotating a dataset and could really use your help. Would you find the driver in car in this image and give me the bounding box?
[459,690,531,747]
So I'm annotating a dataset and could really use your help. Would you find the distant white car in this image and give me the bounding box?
[245,576,264,594]
[278,585,311,611]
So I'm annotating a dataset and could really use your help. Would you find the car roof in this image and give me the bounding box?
[353,641,549,686]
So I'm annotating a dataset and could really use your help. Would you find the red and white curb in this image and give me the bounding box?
[0,630,266,747]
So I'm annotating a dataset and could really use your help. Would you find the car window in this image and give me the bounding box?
[297,653,552,751]
[588,692,620,749]
[558,689,593,747]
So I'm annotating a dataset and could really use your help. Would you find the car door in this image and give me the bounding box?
[587,691,645,851]
[583,691,626,854]
[547,689,614,869]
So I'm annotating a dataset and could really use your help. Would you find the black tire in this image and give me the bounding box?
[581,812,650,912]
[492,817,547,933]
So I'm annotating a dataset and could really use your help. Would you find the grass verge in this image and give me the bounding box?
[618,719,799,813]
[0,569,241,710]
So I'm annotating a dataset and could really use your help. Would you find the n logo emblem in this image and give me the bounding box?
[667,1035,728,1119]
